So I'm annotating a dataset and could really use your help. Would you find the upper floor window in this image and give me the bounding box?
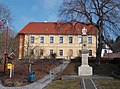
[30,36,34,43]
[78,36,82,44]
[88,36,92,44]
[69,36,73,43]
[59,36,63,43]
[40,36,44,43]
[50,36,54,43]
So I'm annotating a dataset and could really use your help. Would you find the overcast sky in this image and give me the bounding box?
[0,0,63,32]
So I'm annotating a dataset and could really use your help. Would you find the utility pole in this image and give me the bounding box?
[0,18,9,75]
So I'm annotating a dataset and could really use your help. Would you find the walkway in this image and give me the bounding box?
[62,75,113,89]
[0,61,69,89]
[81,78,97,89]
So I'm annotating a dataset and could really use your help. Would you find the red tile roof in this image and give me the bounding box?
[18,22,98,35]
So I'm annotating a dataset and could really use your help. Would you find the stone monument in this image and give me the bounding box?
[78,27,93,76]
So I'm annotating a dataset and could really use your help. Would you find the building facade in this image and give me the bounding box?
[18,21,98,59]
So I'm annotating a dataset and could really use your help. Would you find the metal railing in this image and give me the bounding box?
[49,63,69,84]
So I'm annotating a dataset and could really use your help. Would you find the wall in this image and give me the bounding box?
[19,34,97,59]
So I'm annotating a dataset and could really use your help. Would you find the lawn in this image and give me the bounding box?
[48,59,120,89]
[45,79,81,89]
[60,60,119,77]
[94,79,120,89]
[92,63,118,76]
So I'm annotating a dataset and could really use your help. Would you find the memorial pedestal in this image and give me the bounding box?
[78,65,92,76]
[78,49,93,76]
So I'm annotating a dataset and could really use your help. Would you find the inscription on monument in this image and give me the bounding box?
[82,54,88,65]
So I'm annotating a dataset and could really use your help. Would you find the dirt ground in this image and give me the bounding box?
[0,59,62,87]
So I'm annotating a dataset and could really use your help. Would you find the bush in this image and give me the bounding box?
[111,58,120,64]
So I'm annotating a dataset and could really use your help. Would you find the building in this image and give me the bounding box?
[101,43,113,58]
[102,36,120,59]
[18,21,98,60]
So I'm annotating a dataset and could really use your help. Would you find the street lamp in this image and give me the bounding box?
[0,18,9,74]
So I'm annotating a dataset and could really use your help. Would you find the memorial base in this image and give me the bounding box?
[78,65,93,76]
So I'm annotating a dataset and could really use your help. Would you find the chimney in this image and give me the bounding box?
[44,21,47,22]
[57,20,61,26]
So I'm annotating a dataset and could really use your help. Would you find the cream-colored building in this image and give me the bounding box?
[18,21,98,59]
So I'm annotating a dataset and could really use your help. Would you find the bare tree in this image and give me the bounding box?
[22,34,41,73]
[0,2,13,56]
[59,0,120,64]
[0,3,12,24]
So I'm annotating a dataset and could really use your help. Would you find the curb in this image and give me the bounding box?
[111,69,120,79]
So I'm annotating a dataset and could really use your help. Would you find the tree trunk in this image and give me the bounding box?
[28,63,32,73]
[96,26,104,65]
[96,41,102,65]
[29,63,32,73]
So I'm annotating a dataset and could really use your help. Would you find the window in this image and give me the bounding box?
[59,36,63,43]
[59,50,63,56]
[104,50,107,53]
[69,49,73,56]
[50,36,54,43]
[88,36,92,44]
[89,50,92,56]
[78,36,82,44]
[40,36,44,43]
[30,36,34,43]
[40,49,43,56]
[30,49,34,55]
[50,49,53,55]
[69,37,73,43]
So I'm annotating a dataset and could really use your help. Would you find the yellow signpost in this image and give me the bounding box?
[7,63,12,78]
[7,63,12,69]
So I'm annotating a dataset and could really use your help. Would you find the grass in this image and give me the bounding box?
[45,79,81,89]
[92,63,118,76]
[46,60,120,89]
[95,79,120,89]
[63,61,118,76]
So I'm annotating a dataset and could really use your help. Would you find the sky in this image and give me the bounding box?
[0,0,63,32]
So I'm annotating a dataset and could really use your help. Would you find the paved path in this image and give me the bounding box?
[61,74,113,89]
[0,61,69,89]
[81,78,98,89]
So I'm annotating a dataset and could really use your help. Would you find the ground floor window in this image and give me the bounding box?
[89,50,92,56]
[30,49,34,56]
[59,50,63,56]
[40,49,43,56]
[68,49,73,56]
[50,49,53,55]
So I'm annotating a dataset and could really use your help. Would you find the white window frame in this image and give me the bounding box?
[40,35,44,43]
[69,36,73,44]
[78,35,82,44]
[59,35,63,43]
[88,35,92,44]
[50,35,54,43]
[30,35,34,43]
